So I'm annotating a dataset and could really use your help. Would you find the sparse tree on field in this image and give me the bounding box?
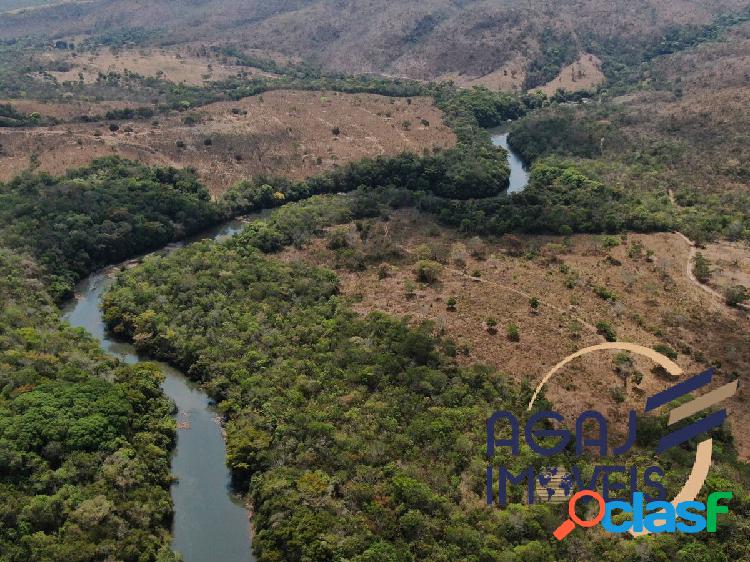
[614,352,634,389]
[692,252,712,283]
[414,260,442,284]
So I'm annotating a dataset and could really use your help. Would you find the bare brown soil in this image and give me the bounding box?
[0,90,455,195]
[277,209,750,456]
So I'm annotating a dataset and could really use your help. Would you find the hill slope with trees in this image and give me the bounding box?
[2,0,749,86]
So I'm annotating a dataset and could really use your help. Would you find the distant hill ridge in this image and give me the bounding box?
[1,0,749,87]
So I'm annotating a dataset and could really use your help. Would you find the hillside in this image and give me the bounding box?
[2,0,749,88]
[506,18,750,242]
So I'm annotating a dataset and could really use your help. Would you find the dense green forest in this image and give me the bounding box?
[507,107,750,242]
[417,159,674,236]
[101,196,750,561]
[0,126,742,562]
[231,154,675,238]
[0,158,223,301]
[0,249,178,562]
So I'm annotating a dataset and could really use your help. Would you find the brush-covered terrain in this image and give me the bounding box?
[1,0,749,88]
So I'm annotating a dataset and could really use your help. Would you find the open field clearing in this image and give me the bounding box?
[0,90,455,194]
[534,54,605,95]
[438,55,528,93]
[34,45,273,85]
[437,53,605,95]
[277,209,750,455]
[702,239,750,293]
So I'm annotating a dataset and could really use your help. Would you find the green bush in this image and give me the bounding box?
[507,323,520,341]
[594,285,618,301]
[725,285,749,307]
[692,253,712,283]
[596,321,617,341]
[653,343,678,360]
[414,260,442,284]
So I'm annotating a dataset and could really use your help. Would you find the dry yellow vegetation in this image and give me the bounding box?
[277,209,750,456]
[534,54,606,95]
[0,90,455,195]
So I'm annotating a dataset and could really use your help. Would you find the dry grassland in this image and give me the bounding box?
[277,209,750,456]
[0,90,455,195]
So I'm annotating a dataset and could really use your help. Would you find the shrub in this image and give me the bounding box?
[486,317,498,335]
[692,253,712,283]
[725,285,749,307]
[404,280,417,299]
[414,243,433,260]
[594,285,617,301]
[414,260,442,284]
[327,228,349,250]
[446,297,457,311]
[450,243,468,268]
[614,352,632,366]
[596,321,617,342]
[605,255,622,266]
[628,241,644,260]
[507,323,520,341]
[467,237,487,259]
[529,296,540,310]
[653,343,678,360]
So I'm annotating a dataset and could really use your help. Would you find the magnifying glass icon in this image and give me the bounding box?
[553,490,606,540]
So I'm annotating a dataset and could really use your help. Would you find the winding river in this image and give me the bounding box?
[58,132,525,562]
[490,129,529,193]
[62,217,258,562]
